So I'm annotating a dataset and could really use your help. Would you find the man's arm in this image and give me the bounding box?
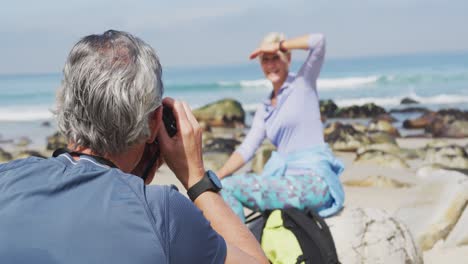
[158,98,268,264]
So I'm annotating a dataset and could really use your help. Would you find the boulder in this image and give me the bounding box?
[16,137,32,148]
[326,207,422,264]
[424,245,468,264]
[424,145,468,169]
[335,103,386,118]
[354,150,410,169]
[46,132,68,151]
[368,120,401,137]
[15,150,46,160]
[356,143,401,156]
[367,131,397,145]
[250,141,276,174]
[319,99,338,118]
[372,113,397,123]
[401,97,419,104]
[202,152,231,171]
[403,111,436,129]
[396,171,468,251]
[427,120,468,138]
[343,175,412,188]
[203,137,240,154]
[193,98,245,127]
[324,123,371,152]
[444,206,468,248]
[0,148,13,163]
[389,107,429,114]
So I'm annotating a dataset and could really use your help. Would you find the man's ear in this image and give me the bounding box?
[147,107,162,143]
[286,53,292,64]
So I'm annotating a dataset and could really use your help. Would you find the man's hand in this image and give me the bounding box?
[131,140,162,184]
[157,97,205,190]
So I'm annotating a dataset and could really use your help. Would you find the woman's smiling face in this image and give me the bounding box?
[260,52,290,85]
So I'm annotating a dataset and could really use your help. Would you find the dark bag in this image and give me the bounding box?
[246,208,340,264]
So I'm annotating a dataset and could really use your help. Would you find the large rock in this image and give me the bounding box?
[326,207,422,264]
[444,206,468,248]
[0,148,13,163]
[319,99,338,118]
[335,103,387,118]
[368,120,400,137]
[203,137,240,153]
[46,132,68,151]
[202,152,231,172]
[250,141,276,174]
[403,111,436,129]
[202,137,241,171]
[424,145,468,169]
[367,131,397,145]
[325,122,371,151]
[15,150,46,160]
[396,171,468,251]
[401,97,419,104]
[193,98,245,127]
[427,120,468,138]
[354,150,410,169]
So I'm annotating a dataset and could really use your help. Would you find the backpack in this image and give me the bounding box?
[246,208,340,264]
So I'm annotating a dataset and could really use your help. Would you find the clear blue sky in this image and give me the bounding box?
[1,0,467,74]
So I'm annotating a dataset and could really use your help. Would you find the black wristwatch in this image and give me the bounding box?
[187,170,223,201]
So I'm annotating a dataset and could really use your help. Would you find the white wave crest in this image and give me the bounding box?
[318,76,379,90]
[335,94,468,107]
[0,107,53,121]
[220,75,380,90]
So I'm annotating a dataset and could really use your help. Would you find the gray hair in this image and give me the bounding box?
[55,30,163,155]
[260,32,291,59]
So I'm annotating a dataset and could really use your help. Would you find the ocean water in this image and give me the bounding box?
[1,52,467,149]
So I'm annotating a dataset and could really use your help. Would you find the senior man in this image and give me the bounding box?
[0,30,267,264]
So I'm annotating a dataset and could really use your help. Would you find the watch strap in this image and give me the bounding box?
[187,171,221,201]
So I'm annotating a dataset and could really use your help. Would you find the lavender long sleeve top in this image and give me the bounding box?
[236,34,326,162]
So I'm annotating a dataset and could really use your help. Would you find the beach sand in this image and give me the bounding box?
[150,136,468,263]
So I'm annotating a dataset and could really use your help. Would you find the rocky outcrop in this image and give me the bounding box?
[0,148,13,163]
[401,97,419,104]
[193,99,245,127]
[15,150,46,160]
[424,145,468,169]
[355,150,410,169]
[250,141,276,174]
[396,171,468,251]
[403,111,436,129]
[427,120,468,138]
[326,207,422,264]
[319,99,338,118]
[404,109,468,137]
[46,132,67,151]
[368,120,400,137]
[335,103,387,118]
[325,123,371,151]
[444,207,468,248]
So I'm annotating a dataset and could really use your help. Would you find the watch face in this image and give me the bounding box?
[206,170,222,189]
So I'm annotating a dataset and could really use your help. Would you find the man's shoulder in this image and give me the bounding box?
[0,156,49,174]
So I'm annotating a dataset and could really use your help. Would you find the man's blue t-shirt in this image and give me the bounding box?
[0,154,226,264]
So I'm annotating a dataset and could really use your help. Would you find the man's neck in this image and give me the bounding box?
[67,143,143,173]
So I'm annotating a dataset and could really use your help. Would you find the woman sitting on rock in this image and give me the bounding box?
[216,32,345,222]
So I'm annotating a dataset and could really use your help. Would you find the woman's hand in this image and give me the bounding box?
[249,42,280,60]
[157,97,205,190]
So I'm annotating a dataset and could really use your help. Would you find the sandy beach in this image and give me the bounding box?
[1,98,467,263]
[147,135,468,263]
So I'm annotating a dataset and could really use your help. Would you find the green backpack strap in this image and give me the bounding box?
[282,208,340,264]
